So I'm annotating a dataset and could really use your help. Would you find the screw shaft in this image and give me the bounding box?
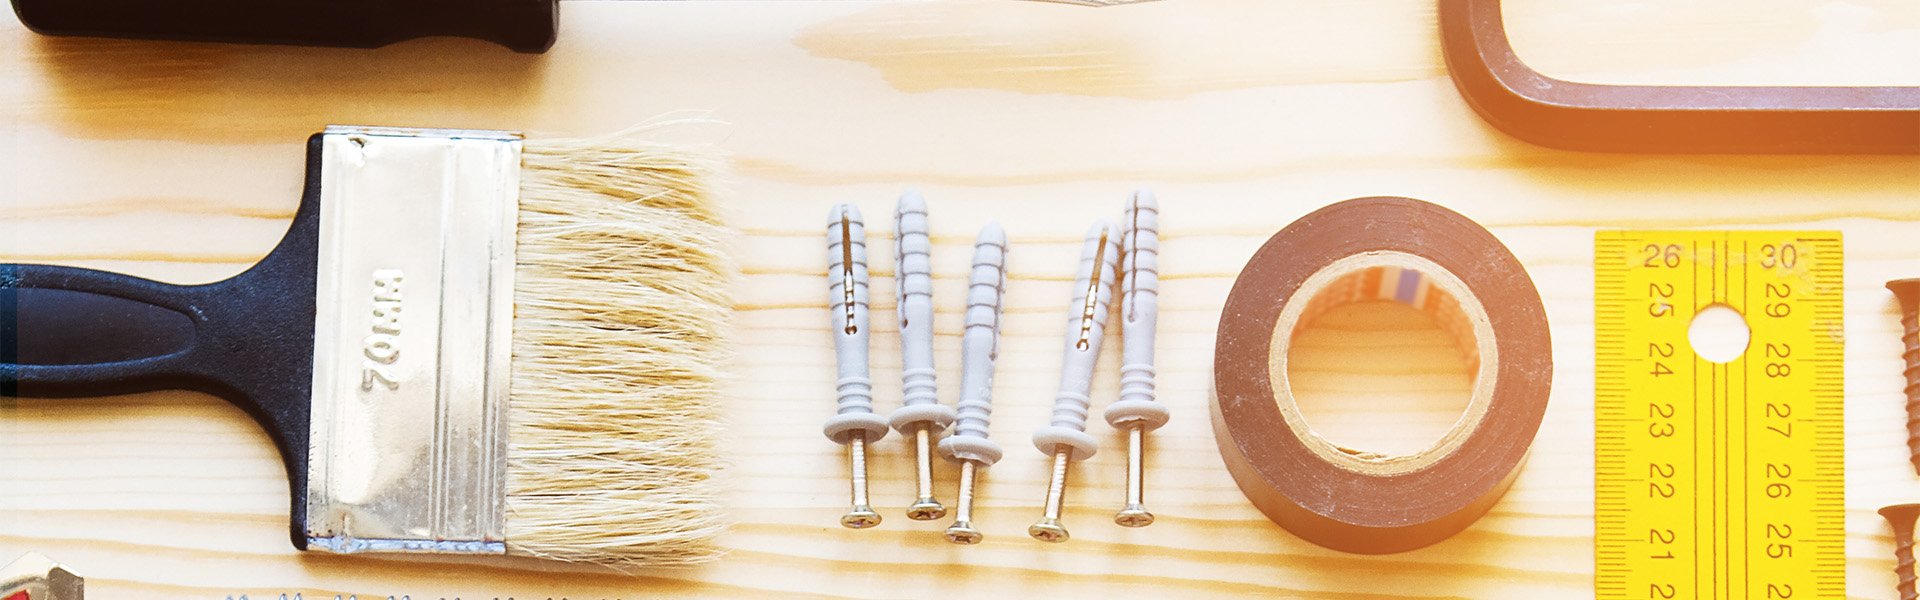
[1114,425,1156,527]
[1126,425,1144,508]
[1898,297,1920,475]
[906,425,947,520]
[944,460,985,544]
[1042,450,1070,521]
[1882,504,1920,600]
[916,425,936,501]
[850,432,871,507]
[1891,280,1920,475]
[838,432,880,528]
[1029,449,1073,541]
[955,460,977,524]
[1901,530,1919,600]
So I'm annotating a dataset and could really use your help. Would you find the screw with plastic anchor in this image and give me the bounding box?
[938,223,1009,544]
[1881,503,1920,600]
[1105,190,1170,527]
[823,204,889,528]
[889,192,957,520]
[1891,279,1920,476]
[1029,220,1121,543]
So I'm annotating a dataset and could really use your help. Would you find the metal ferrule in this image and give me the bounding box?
[304,125,522,555]
[1,553,83,600]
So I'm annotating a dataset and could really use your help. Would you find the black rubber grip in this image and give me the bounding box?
[0,265,209,398]
[11,0,559,53]
[1,134,328,549]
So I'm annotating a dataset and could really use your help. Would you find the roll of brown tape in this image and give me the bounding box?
[1211,196,1551,554]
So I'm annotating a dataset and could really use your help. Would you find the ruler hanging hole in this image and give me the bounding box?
[1687,303,1750,364]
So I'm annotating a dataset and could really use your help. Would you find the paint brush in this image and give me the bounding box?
[0,125,732,566]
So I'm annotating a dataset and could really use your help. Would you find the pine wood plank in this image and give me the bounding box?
[2,1,1917,598]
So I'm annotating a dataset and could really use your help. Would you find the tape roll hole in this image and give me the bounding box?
[1269,252,1501,475]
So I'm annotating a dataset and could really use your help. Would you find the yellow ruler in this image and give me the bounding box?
[1595,231,1844,600]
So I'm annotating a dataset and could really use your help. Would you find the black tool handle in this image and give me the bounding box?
[0,264,217,398]
[11,0,559,53]
[2,135,325,549]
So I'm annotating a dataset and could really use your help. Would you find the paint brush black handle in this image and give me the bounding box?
[1,135,329,549]
[10,0,559,53]
[1,261,319,548]
[0,265,213,398]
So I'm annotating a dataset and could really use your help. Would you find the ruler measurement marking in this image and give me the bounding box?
[1746,235,1761,599]
[1596,232,1842,600]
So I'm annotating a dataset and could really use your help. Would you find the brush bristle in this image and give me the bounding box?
[505,131,732,566]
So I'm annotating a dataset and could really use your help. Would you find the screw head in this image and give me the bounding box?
[1883,503,1920,525]
[1891,279,1920,309]
[907,499,948,521]
[944,521,984,545]
[1115,505,1155,527]
[841,506,882,529]
[1028,518,1070,543]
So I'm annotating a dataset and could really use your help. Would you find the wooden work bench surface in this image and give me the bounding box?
[2,1,1917,598]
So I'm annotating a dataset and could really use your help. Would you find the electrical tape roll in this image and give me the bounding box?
[1211,196,1552,554]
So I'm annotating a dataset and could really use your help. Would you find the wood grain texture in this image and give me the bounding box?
[2,0,1918,598]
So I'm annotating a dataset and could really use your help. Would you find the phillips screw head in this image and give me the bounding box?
[1028,518,1070,543]
[907,499,947,521]
[1115,505,1155,528]
[945,521,984,545]
[841,506,882,529]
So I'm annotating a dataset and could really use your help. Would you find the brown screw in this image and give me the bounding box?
[1881,503,1920,600]
[1892,279,1920,476]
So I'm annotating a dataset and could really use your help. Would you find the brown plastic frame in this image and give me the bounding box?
[1440,0,1920,153]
